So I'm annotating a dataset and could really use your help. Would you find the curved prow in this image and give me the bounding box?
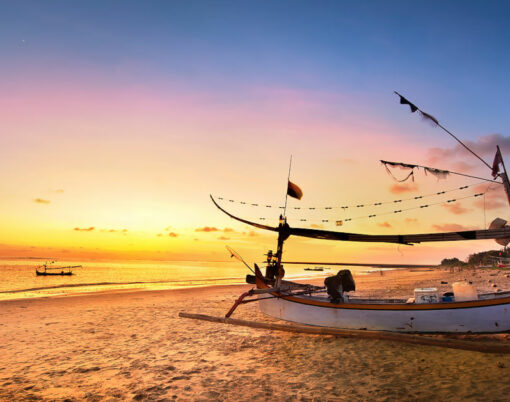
[210,195,279,233]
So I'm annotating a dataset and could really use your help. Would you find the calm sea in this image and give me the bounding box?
[0,259,360,301]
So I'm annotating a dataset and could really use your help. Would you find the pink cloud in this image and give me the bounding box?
[472,184,507,210]
[442,203,471,215]
[427,134,510,167]
[389,182,418,194]
[432,223,477,231]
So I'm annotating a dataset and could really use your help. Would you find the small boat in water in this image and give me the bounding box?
[35,262,82,276]
[304,267,324,271]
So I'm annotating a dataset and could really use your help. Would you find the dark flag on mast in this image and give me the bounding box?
[492,148,503,178]
[394,91,439,126]
[287,181,303,200]
[395,92,418,113]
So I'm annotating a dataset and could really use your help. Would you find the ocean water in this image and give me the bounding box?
[0,259,348,300]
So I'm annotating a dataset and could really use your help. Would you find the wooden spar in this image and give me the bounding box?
[210,195,510,245]
[282,261,439,269]
[381,160,500,184]
[179,312,510,354]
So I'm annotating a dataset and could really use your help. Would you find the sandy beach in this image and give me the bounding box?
[2,268,510,401]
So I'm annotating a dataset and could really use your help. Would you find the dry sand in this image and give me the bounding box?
[2,268,510,401]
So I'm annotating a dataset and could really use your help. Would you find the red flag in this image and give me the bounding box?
[492,148,503,178]
[287,181,303,200]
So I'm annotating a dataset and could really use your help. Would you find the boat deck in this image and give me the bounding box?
[277,280,510,305]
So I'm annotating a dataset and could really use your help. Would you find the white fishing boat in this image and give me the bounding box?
[212,196,510,333]
[205,93,510,333]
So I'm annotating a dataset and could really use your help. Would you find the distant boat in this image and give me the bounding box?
[304,267,324,271]
[35,261,82,276]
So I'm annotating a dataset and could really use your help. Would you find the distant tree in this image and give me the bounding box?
[441,249,509,268]
[440,257,466,267]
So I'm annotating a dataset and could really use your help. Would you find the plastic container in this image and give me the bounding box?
[414,288,439,304]
[452,281,478,302]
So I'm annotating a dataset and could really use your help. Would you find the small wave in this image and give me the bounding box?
[0,277,245,294]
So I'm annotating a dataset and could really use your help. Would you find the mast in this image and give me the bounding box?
[276,156,293,286]
[283,155,292,217]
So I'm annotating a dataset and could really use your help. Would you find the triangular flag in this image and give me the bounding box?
[492,148,503,178]
[395,92,418,113]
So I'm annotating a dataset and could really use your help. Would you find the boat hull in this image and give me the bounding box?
[255,276,510,333]
[258,295,510,333]
[36,271,73,276]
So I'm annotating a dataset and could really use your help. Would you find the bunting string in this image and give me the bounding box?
[329,192,484,226]
[214,181,484,211]
[215,192,485,226]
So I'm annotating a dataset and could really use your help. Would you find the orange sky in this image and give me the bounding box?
[1,82,506,264]
[2,2,510,264]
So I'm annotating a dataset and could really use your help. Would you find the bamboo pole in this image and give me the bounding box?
[179,312,510,354]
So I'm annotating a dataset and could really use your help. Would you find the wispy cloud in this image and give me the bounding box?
[427,133,510,166]
[218,236,230,240]
[377,222,392,228]
[34,198,50,204]
[472,184,507,210]
[432,223,477,231]
[74,227,95,232]
[442,203,471,215]
[195,226,219,232]
[100,228,129,233]
[158,231,177,237]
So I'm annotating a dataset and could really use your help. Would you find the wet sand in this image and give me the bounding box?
[1,268,510,401]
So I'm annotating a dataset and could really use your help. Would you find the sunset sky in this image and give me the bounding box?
[2,1,510,263]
